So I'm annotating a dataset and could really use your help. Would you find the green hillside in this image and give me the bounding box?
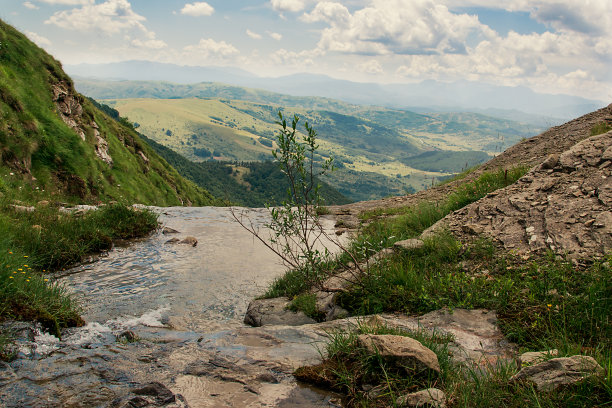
[140,134,351,207]
[0,20,217,207]
[104,98,445,200]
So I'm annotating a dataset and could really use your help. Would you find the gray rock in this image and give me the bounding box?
[510,355,604,391]
[244,298,316,327]
[357,334,440,375]
[394,239,425,251]
[396,388,446,407]
[10,204,35,213]
[162,227,180,235]
[540,154,560,170]
[179,237,198,247]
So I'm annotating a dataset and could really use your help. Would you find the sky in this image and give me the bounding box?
[1,0,611,101]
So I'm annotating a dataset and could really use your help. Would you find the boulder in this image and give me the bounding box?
[357,334,440,375]
[244,298,316,327]
[510,355,604,391]
[161,227,180,235]
[396,388,446,408]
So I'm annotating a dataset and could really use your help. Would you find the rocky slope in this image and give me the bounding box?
[331,103,612,260]
[0,19,215,206]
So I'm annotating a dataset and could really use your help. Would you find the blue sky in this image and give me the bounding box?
[1,0,610,100]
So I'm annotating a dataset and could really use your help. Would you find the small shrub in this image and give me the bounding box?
[590,121,612,136]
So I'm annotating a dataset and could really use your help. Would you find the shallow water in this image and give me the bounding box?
[62,206,292,332]
[1,206,341,407]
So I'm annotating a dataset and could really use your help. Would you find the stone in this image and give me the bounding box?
[602,146,612,161]
[518,350,558,367]
[117,331,138,343]
[540,154,559,170]
[396,388,446,408]
[510,355,604,391]
[165,238,180,244]
[161,227,180,235]
[461,224,484,235]
[132,382,175,404]
[179,236,198,247]
[10,204,35,213]
[357,334,440,375]
[94,133,113,166]
[244,298,316,327]
[394,238,425,251]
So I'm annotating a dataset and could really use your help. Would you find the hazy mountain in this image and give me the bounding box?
[65,60,606,122]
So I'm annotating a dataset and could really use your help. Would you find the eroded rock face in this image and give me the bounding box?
[93,128,113,166]
[510,355,604,391]
[51,82,114,167]
[357,334,441,375]
[52,83,85,141]
[426,131,612,259]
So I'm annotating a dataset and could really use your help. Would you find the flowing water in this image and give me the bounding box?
[0,207,342,407]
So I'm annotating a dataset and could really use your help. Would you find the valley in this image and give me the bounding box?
[92,87,541,202]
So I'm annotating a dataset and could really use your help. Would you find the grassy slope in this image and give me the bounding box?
[0,20,217,207]
[141,134,351,206]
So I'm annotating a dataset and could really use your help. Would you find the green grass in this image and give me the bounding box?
[0,195,159,338]
[263,167,529,304]
[288,293,326,321]
[295,322,454,407]
[591,122,612,136]
[297,238,611,406]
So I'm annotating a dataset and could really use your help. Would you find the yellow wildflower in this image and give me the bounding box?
[9,276,13,279]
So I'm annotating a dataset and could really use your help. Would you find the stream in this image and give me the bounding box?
[0,207,341,407]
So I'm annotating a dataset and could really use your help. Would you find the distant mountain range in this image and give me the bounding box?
[66,60,607,123]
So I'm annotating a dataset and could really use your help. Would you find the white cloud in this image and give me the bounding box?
[358,60,384,75]
[45,0,150,36]
[23,2,39,9]
[270,0,306,13]
[131,38,167,49]
[267,31,283,41]
[184,38,239,59]
[246,29,262,40]
[271,48,316,66]
[25,31,51,46]
[180,2,214,17]
[301,2,351,25]
[304,0,494,55]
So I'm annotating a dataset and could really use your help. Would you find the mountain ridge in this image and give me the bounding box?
[66,60,605,120]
